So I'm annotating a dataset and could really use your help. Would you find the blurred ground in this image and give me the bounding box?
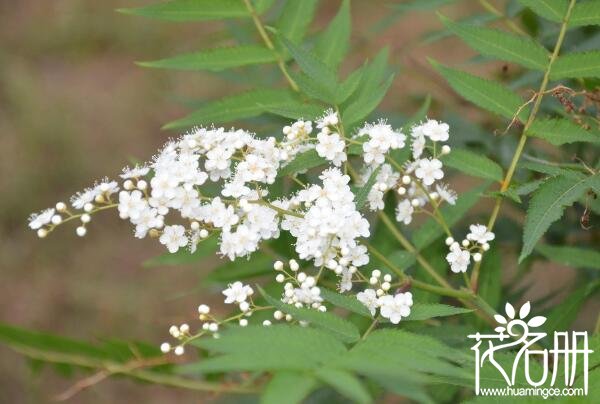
[0,1,596,403]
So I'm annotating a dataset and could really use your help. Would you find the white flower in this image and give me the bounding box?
[435,183,457,205]
[28,208,55,230]
[70,188,99,209]
[379,292,413,324]
[132,207,163,239]
[446,243,470,273]
[467,224,495,244]
[150,173,178,200]
[316,109,339,129]
[93,179,119,196]
[316,132,346,166]
[421,119,449,142]
[121,165,150,179]
[338,269,353,292]
[411,134,426,159]
[359,121,406,166]
[395,200,414,225]
[159,225,188,253]
[222,281,253,304]
[118,190,147,220]
[219,225,259,260]
[357,289,379,316]
[414,158,444,186]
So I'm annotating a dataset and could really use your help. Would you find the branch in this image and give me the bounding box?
[470,0,578,289]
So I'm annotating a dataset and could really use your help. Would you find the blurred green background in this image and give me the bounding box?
[1,0,597,402]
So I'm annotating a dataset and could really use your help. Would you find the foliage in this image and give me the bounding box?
[5,0,600,402]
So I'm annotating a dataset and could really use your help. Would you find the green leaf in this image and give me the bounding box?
[314,0,351,70]
[163,89,296,129]
[406,304,472,321]
[520,173,599,262]
[315,368,372,404]
[353,166,381,210]
[392,0,461,12]
[354,48,389,96]
[279,35,338,92]
[117,0,250,21]
[526,118,600,145]
[535,244,600,270]
[184,325,347,373]
[265,102,324,120]
[143,237,218,267]
[336,66,364,104]
[570,1,600,27]
[276,0,319,44]
[278,149,326,177]
[137,45,278,72]
[442,148,503,181]
[402,95,431,132]
[551,51,600,80]
[337,329,470,384]
[203,252,274,283]
[289,70,336,103]
[342,73,394,126]
[516,0,567,23]
[440,15,549,70]
[0,323,111,361]
[320,289,371,318]
[260,288,361,343]
[0,323,160,366]
[261,371,317,404]
[431,61,527,120]
[477,246,502,310]
[544,281,600,335]
[254,0,276,14]
[413,183,489,250]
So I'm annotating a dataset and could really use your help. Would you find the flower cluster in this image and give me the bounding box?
[274,259,325,311]
[445,224,495,273]
[355,119,457,230]
[356,270,413,324]
[281,168,370,276]
[160,281,259,355]
[315,109,347,167]
[28,110,474,354]
[357,121,406,166]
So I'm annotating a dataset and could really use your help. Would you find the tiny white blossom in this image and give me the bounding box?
[159,225,188,253]
[379,292,413,324]
[414,158,444,186]
[446,243,470,273]
[467,224,495,244]
[395,200,414,225]
[222,281,253,304]
[435,183,457,205]
[357,288,379,316]
[28,208,55,230]
[421,119,449,142]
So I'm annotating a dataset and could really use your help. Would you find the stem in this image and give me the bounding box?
[8,345,257,394]
[367,243,472,299]
[361,318,379,340]
[478,0,527,36]
[250,199,304,218]
[384,155,453,237]
[377,212,452,289]
[470,0,576,289]
[242,0,299,92]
